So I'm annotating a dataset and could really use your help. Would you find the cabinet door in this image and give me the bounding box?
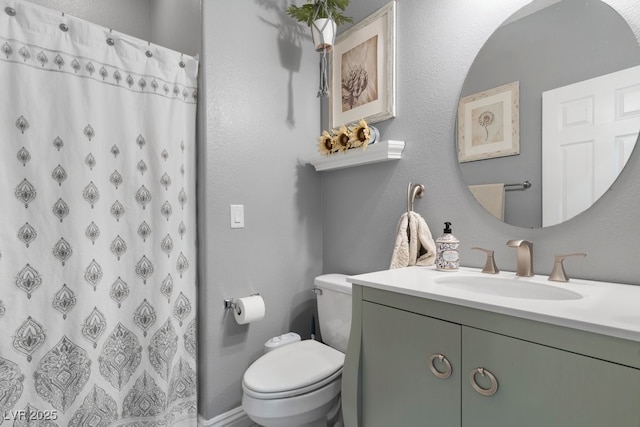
[362,302,461,427]
[462,326,640,427]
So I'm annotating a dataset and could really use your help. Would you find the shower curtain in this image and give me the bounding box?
[0,2,198,426]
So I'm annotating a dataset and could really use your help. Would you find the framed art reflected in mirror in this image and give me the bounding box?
[457,81,520,163]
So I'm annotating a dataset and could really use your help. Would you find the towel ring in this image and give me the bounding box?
[407,182,425,213]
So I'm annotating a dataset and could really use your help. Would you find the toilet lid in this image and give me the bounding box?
[243,340,344,394]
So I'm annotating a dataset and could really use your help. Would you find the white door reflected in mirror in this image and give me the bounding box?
[542,65,640,227]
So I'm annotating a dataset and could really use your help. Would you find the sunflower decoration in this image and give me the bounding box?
[349,119,372,149]
[317,130,336,156]
[333,125,352,153]
[316,118,378,156]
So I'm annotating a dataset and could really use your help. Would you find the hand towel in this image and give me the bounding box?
[390,211,437,269]
[468,183,505,221]
[390,213,410,269]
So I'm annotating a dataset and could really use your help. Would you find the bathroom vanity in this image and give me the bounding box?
[342,267,640,427]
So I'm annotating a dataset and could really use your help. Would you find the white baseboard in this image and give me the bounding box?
[198,407,253,427]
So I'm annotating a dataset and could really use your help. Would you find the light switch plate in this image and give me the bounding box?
[230,204,244,228]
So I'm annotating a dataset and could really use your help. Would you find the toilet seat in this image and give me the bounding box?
[244,366,343,400]
[242,340,345,399]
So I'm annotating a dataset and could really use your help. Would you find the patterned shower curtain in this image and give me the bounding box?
[0,2,198,426]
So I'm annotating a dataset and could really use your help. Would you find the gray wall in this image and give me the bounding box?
[323,0,640,287]
[24,0,200,56]
[151,0,201,56]
[24,0,153,41]
[198,0,323,419]
[459,0,640,227]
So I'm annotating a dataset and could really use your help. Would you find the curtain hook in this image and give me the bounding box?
[106,28,114,46]
[179,53,185,68]
[58,11,69,31]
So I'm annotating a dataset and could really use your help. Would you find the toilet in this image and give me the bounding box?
[241,274,352,427]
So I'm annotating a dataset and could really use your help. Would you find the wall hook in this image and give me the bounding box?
[407,182,425,213]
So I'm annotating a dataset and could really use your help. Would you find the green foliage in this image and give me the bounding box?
[286,0,353,27]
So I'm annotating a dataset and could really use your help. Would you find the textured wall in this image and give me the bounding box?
[24,0,153,41]
[322,0,640,285]
[24,0,201,56]
[151,0,201,56]
[198,0,323,419]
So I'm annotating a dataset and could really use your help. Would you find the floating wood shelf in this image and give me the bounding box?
[309,140,405,171]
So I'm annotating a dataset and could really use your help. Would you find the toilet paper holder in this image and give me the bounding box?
[224,293,260,315]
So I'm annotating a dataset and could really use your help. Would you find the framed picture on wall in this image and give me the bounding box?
[329,1,396,129]
[457,81,520,163]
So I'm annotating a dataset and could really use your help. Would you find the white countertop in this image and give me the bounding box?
[348,266,640,343]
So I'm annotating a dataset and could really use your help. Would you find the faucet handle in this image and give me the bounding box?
[548,253,586,282]
[471,247,500,274]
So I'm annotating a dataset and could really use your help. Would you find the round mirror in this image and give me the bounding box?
[457,0,640,228]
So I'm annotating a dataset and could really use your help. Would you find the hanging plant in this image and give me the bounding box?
[286,0,352,28]
[286,0,353,97]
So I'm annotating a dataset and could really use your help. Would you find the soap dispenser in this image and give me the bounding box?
[436,222,459,271]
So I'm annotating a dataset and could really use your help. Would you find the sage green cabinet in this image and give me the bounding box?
[346,294,640,427]
[462,326,640,427]
[362,302,461,427]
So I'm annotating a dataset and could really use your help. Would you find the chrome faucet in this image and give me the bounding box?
[506,240,534,277]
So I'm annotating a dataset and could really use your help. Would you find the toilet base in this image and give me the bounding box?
[242,378,342,427]
[326,395,343,427]
[244,394,340,427]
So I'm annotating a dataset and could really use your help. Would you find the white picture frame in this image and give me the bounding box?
[329,1,396,129]
[457,81,520,163]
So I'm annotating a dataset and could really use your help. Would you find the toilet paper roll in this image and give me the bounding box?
[233,295,265,325]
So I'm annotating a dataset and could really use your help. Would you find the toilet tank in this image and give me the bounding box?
[314,274,352,354]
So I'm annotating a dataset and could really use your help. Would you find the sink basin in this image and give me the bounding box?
[435,276,582,301]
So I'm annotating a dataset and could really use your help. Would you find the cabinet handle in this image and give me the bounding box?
[469,367,498,396]
[428,353,452,379]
